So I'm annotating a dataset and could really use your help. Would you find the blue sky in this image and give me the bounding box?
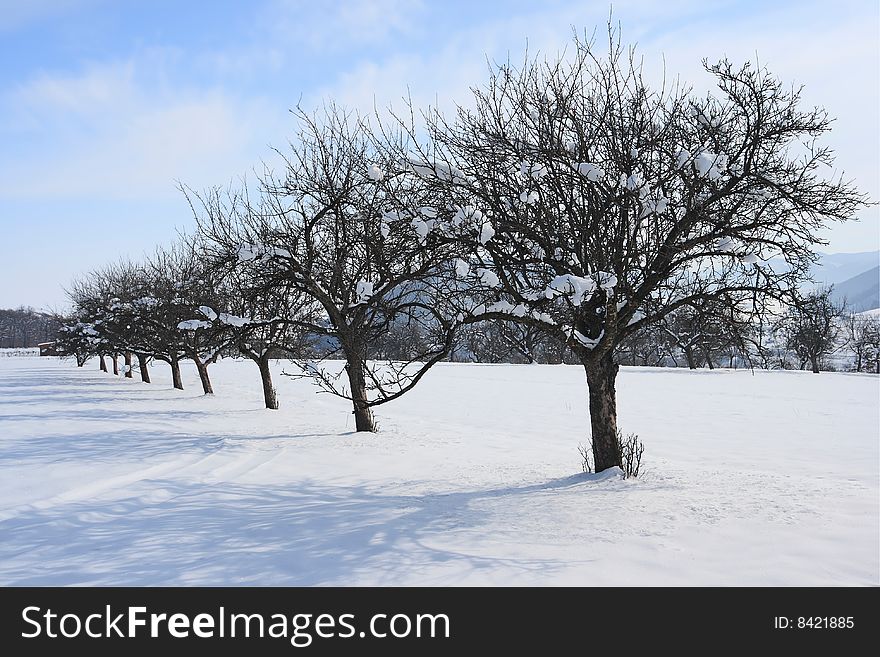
[1,0,877,309]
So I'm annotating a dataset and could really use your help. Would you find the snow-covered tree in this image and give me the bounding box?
[188,224,320,409]
[150,244,237,395]
[54,317,99,367]
[423,29,868,470]
[66,268,130,376]
[194,107,472,430]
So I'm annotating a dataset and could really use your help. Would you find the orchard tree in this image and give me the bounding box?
[186,231,320,410]
[195,107,476,431]
[845,312,880,373]
[66,271,125,374]
[54,317,99,367]
[776,287,844,373]
[107,249,198,391]
[617,323,675,367]
[659,296,751,369]
[151,244,236,395]
[425,28,868,470]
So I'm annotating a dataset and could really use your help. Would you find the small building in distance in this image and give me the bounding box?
[38,342,58,356]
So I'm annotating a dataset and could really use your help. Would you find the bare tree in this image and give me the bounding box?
[102,250,199,391]
[776,287,845,373]
[194,239,320,409]
[845,312,880,373]
[151,243,238,395]
[659,297,753,369]
[424,28,868,469]
[617,323,675,367]
[194,107,471,431]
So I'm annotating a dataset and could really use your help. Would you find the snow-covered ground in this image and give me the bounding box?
[1,356,877,586]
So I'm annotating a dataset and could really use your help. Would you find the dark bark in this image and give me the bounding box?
[345,354,375,432]
[124,352,133,378]
[257,356,279,410]
[810,356,820,374]
[683,346,696,370]
[137,354,151,383]
[111,354,119,376]
[584,350,621,472]
[195,359,214,395]
[99,355,107,372]
[170,357,184,390]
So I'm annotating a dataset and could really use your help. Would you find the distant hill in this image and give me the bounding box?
[811,251,879,286]
[0,307,59,348]
[830,266,880,312]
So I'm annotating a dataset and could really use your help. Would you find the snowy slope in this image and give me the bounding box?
[0,356,877,586]
[831,265,880,312]
[813,251,880,286]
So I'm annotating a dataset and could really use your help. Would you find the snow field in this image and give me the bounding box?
[0,356,876,585]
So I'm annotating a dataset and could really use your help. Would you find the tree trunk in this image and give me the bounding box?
[584,350,621,472]
[705,350,715,370]
[170,357,184,390]
[257,356,279,410]
[194,359,214,395]
[345,355,375,432]
[810,356,820,374]
[856,352,862,372]
[137,354,151,383]
[124,352,133,378]
[99,355,107,372]
[683,346,696,369]
[111,354,119,375]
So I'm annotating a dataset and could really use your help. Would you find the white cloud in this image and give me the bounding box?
[0,0,874,259]
[264,0,426,51]
[0,58,286,201]
[307,0,878,251]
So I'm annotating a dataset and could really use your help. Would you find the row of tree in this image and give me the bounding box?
[380,291,879,374]
[614,287,880,373]
[54,29,869,471]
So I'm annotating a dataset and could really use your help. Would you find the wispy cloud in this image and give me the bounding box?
[264,0,426,51]
[0,57,285,200]
[0,0,875,308]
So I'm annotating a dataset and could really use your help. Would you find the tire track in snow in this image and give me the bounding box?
[0,446,227,521]
[187,446,285,484]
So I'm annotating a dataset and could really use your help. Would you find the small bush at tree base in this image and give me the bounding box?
[618,430,644,479]
[579,430,645,478]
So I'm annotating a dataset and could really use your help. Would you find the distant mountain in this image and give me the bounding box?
[811,251,880,286]
[830,266,880,312]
